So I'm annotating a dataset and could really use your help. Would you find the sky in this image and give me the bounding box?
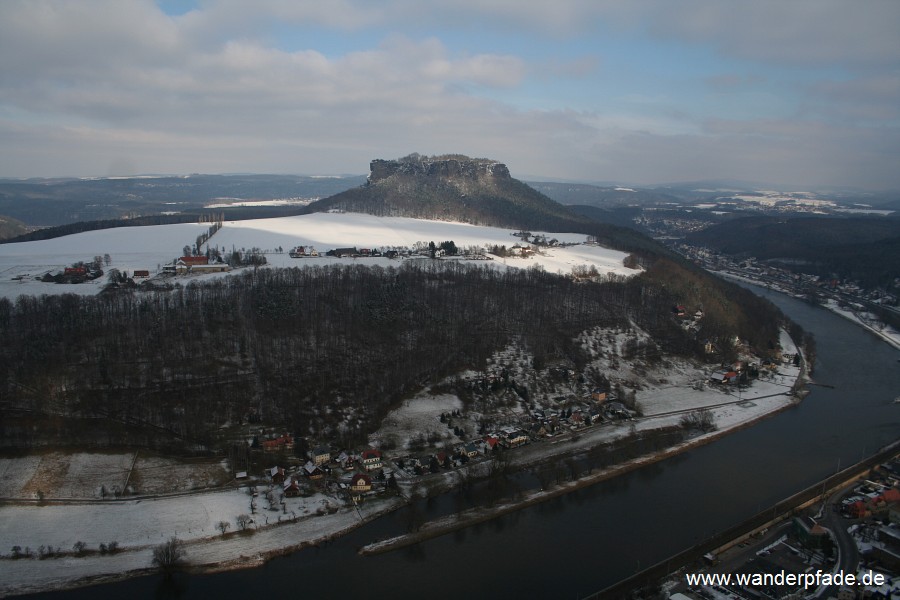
[1,0,898,190]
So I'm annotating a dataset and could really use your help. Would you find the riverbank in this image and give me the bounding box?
[0,494,406,597]
[719,271,900,352]
[359,389,802,556]
[359,328,809,555]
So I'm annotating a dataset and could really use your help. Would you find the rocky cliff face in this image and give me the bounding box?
[369,156,511,184]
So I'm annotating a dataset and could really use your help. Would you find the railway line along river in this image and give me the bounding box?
[20,284,900,600]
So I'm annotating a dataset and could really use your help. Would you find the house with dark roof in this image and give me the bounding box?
[268,466,285,483]
[350,473,372,493]
[303,461,325,480]
[311,446,331,466]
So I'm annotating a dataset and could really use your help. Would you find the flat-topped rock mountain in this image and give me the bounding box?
[368,155,511,183]
[308,154,591,232]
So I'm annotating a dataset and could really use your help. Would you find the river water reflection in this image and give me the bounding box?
[23,285,900,599]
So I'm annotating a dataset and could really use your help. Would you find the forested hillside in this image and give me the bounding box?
[0,258,782,450]
[687,216,900,288]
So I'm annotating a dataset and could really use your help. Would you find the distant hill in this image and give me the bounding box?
[527,181,681,208]
[687,215,900,288]
[0,215,28,240]
[0,174,365,227]
[307,154,592,233]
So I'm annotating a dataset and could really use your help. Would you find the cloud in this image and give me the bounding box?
[0,1,898,189]
[807,74,900,122]
[649,0,900,68]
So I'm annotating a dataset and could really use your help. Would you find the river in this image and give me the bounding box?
[21,286,900,599]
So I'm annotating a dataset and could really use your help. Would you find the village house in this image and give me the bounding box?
[350,472,372,493]
[190,263,231,274]
[268,466,285,484]
[283,478,302,498]
[329,247,358,258]
[174,255,208,273]
[499,427,528,448]
[336,451,354,470]
[302,461,325,480]
[311,446,331,466]
[871,534,900,572]
[361,448,382,471]
[463,442,480,459]
[591,388,608,403]
[178,255,208,265]
[710,370,738,385]
[262,433,293,451]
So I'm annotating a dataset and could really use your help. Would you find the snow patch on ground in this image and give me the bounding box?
[370,392,462,453]
[0,213,634,301]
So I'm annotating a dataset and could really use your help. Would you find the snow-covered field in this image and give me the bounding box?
[0,212,634,300]
[0,452,232,500]
[0,487,399,598]
[372,393,463,453]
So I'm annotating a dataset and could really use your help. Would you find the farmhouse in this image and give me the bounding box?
[262,433,293,451]
[329,247,358,258]
[178,255,208,265]
[190,263,231,273]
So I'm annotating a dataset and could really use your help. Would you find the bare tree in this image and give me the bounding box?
[152,537,185,573]
[236,514,251,531]
[679,408,717,433]
[216,520,230,536]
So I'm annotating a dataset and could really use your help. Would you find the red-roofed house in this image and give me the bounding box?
[848,500,870,519]
[283,478,301,497]
[178,256,209,265]
[877,489,900,505]
[262,433,294,451]
[361,449,382,471]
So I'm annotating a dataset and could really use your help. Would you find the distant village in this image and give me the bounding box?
[676,242,899,334]
[243,344,791,514]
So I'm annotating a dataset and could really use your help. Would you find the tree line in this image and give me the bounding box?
[0,259,783,450]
